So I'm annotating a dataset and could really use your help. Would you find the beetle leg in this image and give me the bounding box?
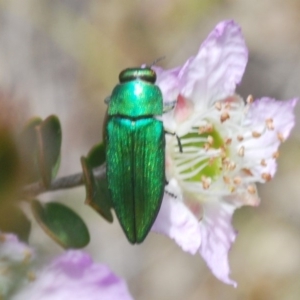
[164,179,177,198]
[164,189,177,199]
[175,134,183,153]
[164,131,183,153]
[104,96,111,104]
[163,100,177,113]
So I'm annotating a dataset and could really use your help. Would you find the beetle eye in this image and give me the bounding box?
[119,68,156,84]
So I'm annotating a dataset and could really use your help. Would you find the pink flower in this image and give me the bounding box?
[0,233,132,299]
[152,20,297,287]
[12,250,133,300]
[0,233,34,298]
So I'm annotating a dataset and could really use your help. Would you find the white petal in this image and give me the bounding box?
[246,97,297,140]
[199,201,239,287]
[243,97,297,177]
[152,181,201,254]
[154,66,183,131]
[179,20,248,110]
[153,65,181,104]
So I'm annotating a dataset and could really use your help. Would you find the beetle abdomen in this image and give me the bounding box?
[106,116,165,243]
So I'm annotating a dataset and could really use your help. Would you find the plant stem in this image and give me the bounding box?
[22,164,106,198]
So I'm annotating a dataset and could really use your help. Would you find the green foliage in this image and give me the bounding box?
[36,115,62,187]
[31,200,90,249]
[19,115,62,187]
[0,204,31,242]
[86,141,106,168]
[19,117,43,184]
[0,128,21,205]
[82,142,113,223]
[5,115,113,248]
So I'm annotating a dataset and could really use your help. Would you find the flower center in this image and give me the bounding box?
[174,124,225,183]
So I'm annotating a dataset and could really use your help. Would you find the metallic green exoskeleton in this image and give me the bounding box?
[106,67,164,244]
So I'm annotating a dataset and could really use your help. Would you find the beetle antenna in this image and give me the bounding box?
[149,56,166,68]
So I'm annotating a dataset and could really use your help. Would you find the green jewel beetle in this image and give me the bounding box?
[105,67,165,244]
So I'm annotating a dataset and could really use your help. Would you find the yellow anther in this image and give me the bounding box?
[266,118,274,130]
[238,146,245,157]
[260,159,267,166]
[201,176,211,189]
[237,135,244,142]
[246,95,254,104]
[233,177,242,185]
[247,185,256,194]
[252,131,261,138]
[225,138,232,145]
[207,135,214,145]
[272,151,279,159]
[215,101,222,111]
[262,173,272,182]
[220,111,230,123]
[277,132,285,142]
[223,176,231,184]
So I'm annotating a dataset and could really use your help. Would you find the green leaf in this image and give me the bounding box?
[0,130,21,202]
[31,200,90,249]
[81,142,113,223]
[0,204,31,242]
[86,142,106,167]
[19,117,43,183]
[36,115,62,187]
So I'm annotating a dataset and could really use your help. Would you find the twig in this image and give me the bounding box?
[22,164,106,198]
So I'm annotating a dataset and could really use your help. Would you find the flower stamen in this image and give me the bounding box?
[261,173,272,182]
[220,112,230,123]
[225,103,232,110]
[208,157,216,165]
[228,161,236,171]
[198,123,214,134]
[246,95,254,104]
[207,135,214,145]
[238,146,245,157]
[233,177,242,185]
[223,176,231,184]
[204,143,210,151]
[266,118,274,130]
[237,135,244,142]
[260,159,267,166]
[252,131,261,138]
[214,101,222,110]
[242,168,253,176]
[201,176,211,189]
[225,138,232,145]
[277,132,285,142]
[247,185,256,194]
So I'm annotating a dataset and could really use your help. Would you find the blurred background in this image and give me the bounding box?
[1,0,300,299]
